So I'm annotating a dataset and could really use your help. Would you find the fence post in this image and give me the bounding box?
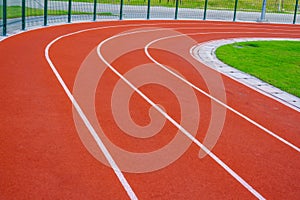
[68,0,72,23]
[3,0,7,36]
[203,0,208,20]
[175,0,179,19]
[93,0,97,21]
[120,0,123,20]
[293,0,299,24]
[259,0,267,22]
[44,0,48,26]
[22,0,26,30]
[147,0,151,19]
[233,0,238,21]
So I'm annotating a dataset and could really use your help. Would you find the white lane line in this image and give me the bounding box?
[96,25,300,152]
[43,22,298,199]
[42,21,236,199]
[144,33,300,153]
[45,29,139,200]
[41,22,256,200]
[97,30,266,200]
[41,21,212,200]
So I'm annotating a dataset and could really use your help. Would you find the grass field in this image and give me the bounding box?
[0,6,114,19]
[51,0,297,12]
[216,41,300,98]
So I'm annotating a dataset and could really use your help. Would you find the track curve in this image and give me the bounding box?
[0,20,299,199]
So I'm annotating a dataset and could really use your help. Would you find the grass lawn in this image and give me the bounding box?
[216,41,300,98]
[0,6,114,19]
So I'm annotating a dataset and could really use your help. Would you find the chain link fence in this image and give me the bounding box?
[1,0,299,36]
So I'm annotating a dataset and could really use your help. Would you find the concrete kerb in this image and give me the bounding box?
[191,38,300,112]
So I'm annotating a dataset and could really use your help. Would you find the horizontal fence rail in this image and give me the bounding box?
[0,0,299,36]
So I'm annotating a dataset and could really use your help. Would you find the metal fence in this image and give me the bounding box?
[1,0,299,36]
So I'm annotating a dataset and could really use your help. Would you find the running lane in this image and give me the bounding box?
[0,20,299,199]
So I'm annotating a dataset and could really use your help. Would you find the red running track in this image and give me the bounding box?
[0,20,299,199]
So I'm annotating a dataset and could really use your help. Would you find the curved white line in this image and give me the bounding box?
[42,21,263,200]
[97,28,266,199]
[42,21,252,199]
[44,21,299,199]
[44,23,146,200]
[42,21,230,199]
[145,33,300,153]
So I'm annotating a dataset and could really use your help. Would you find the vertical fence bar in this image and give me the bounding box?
[44,0,48,26]
[119,0,123,20]
[293,0,299,24]
[68,0,72,23]
[93,0,97,21]
[22,0,26,30]
[147,0,151,19]
[203,0,208,20]
[174,0,179,19]
[2,0,6,36]
[233,0,238,21]
[259,0,267,21]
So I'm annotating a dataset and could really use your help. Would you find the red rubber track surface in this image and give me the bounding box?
[0,20,299,199]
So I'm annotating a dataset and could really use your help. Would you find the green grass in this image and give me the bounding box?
[0,6,114,19]
[216,41,300,97]
[52,0,297,12]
